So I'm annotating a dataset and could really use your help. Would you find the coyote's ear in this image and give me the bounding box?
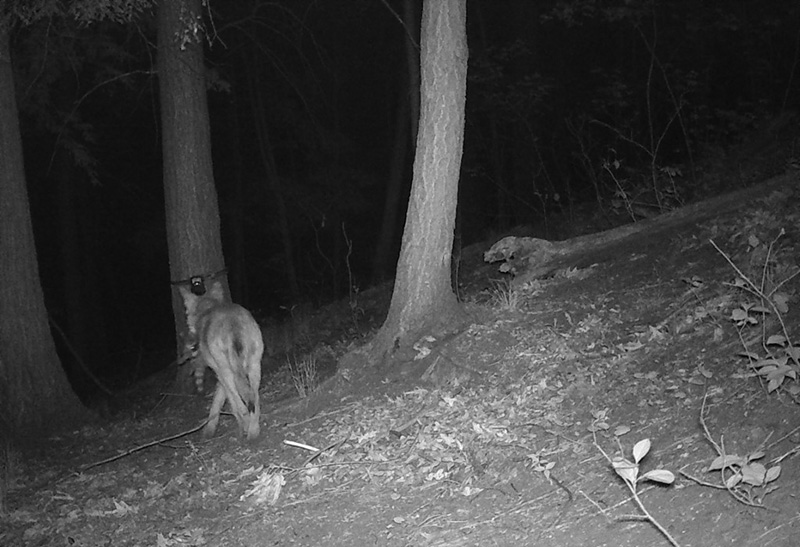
[207,280,225,302]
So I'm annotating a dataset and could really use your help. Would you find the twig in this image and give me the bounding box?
[592,426,681,547]
[679,468,772,513]
[697,393,774,509]
[301,439,346,467]
[615,470,681,547]
[772,444,800,465]
[81,420,208,471]
[536,473,574,540]
[678,470,726,490]
[710,235,799,363]
[375,0,419,49]
[579,489,608,517]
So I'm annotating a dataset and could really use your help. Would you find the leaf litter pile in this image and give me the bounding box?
[2,176,800,546]
[296,359,569,492]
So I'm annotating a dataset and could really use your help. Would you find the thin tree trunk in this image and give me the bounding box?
[158,0,228,389]
[370,0,467,364]
[0,25,86,432]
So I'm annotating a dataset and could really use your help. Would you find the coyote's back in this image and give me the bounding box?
[180,281,264,440]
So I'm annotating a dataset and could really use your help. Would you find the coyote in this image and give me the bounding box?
[179,281,264,440]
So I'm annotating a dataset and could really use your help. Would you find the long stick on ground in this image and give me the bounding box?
[81,420,208,471]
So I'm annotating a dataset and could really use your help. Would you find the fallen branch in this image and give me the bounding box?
[81,420,208,472]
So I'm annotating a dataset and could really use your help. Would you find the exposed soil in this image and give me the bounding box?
[2,174,800,547]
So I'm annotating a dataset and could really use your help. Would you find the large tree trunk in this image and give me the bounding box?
[0,25,86,432]
[370,0,467,364]
[158,0,227,389]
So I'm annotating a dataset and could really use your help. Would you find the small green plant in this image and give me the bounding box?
[490,278,520,311]
[288,355,318,398]
[680,394,782,507]
[526,451,556,481]
[705,450,780,505]
[738,333,800,394]
[711,232,800,396]
[603,160,683,221]
[591,410,680,547]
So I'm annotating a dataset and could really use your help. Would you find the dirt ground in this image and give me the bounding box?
[2,174,799,547]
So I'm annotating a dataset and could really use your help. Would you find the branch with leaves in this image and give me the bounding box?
[591,410,680,547]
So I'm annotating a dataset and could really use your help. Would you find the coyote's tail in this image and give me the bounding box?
[194,361,206,393]
[180,338,208,394]
[229,345,258,413]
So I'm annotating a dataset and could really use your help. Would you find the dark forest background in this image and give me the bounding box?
[14,0,800,399]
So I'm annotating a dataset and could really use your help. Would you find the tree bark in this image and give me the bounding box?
[157,0,227,388]
[0,24,86,432]
[370,0,468,365]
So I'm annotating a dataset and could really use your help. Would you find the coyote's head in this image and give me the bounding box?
[181,280,226,335]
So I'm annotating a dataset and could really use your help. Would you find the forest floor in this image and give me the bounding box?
[2,170,800,546]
